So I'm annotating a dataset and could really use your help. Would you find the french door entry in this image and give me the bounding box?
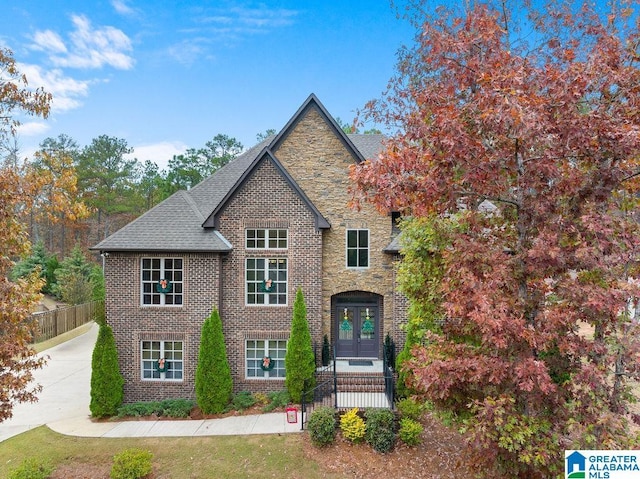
[336,305,378,358]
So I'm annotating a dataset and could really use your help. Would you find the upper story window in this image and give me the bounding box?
[346,229,369,268]
[246,229,288,249]
[246,258,287,305]
[141,258,183,306]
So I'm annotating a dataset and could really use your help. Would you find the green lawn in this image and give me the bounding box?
[0,426,338,478]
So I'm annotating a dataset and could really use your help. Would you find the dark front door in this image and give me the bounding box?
[336,305,378,357]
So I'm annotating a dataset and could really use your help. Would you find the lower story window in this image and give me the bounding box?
[141,340,183,380]
[246,339,286,379]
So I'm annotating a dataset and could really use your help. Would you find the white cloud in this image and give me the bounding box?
[229,5,298,28]
[202,6,299,31]
[128,141,188,170]
[31,30,67,54]
[33,14,134,70]
[18,63,90,113]
[17,121,50,137]
[111,0,135,16]
[167,39,212,66]
[167,6,298,65]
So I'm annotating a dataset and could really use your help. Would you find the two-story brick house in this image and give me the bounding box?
[93,94,406,403]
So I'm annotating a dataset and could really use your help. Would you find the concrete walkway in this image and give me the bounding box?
[0,323,301,443]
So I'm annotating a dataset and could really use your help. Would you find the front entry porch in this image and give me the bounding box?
[300,352,396,430]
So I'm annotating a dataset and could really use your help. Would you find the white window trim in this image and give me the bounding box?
[245,228,288,250]
[140,257,184,307]
[140,340,184,382]
[245,339,287,379]
[245,257,288,306]
[346,228,370,269]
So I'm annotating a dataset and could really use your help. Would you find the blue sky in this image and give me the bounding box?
[2,1,416,169]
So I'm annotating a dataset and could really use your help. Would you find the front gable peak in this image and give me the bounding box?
[202,148,330,230]
[270,93,367,165]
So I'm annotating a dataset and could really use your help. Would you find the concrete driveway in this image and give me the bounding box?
[0,322,98,443]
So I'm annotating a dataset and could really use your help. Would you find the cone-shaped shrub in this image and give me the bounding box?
[195,308,233,414]
[285,287,316,403]
[90,323,124,418]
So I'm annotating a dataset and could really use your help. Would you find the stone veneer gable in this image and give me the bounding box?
[273,107,400,347]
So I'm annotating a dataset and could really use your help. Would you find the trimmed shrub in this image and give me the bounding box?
[365,409,397,453]
[195,308,233,414]
[90,323,124,418]
[399,417,423,446]
[321,334,331,366]
[396,397,424,421]
[117,399,196,418]
[263,390,290,412]
[285,288,316,403]
[307,406,337,447]
[229,391,257,411]
[7,458,53,479]
[110,448,153,479]
[340,407,366,443]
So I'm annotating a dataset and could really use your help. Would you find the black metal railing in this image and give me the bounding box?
[300,345,397,430]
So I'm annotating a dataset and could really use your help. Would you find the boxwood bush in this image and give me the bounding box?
[364,409,397,453]
[307,406,337,447]
[7,458,53,479]
[110,448,153,479]
[399,417,423,446]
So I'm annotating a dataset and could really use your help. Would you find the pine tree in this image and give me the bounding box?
[90,323,124,418]
[195,308,232,414]
[285,287,316,403]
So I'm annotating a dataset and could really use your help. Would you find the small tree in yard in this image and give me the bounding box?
[90,323,124,418]
[285,287,316,403]
[195,308,232,414]
[351,1,640,477]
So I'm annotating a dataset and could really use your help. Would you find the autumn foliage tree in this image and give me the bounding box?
[351,1,640,477]
[0,48,51,422]
[23,135,89,257]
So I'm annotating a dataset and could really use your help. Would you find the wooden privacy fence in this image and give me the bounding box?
[32,300,104,343]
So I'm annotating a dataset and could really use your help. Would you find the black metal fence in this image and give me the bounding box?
[300,346,396,430]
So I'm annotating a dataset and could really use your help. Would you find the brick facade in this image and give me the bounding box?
[217,158,323,393]
[102,96,407,403]
[104,252,220,402]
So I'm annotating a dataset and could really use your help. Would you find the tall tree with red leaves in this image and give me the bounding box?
[351,1,640,476]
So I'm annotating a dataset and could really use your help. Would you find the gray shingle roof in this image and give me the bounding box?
[92,190,232,252]
[92,97,384,253]
[348,134,385,160]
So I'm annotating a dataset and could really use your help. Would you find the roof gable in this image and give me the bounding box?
[92,94,384,253]
[270,93,367,165]
[202,149,330,230]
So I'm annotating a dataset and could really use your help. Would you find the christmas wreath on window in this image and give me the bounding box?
[155,358,168,372]
[260,279,274,293]
[156,279,172,294]
[260,356,275,371]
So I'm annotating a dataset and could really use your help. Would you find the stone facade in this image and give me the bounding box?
[273,106,398,353]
